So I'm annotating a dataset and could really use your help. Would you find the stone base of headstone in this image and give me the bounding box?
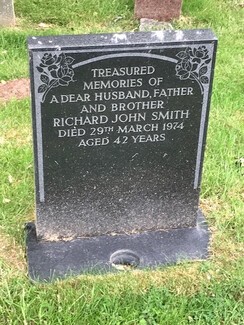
[26,210,209,282]
[0,0,15,26]
[139,18,173,32]
[135,0,182,21]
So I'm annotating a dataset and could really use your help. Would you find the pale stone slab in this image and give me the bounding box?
[139,18,173,32]
[0,0,15,26]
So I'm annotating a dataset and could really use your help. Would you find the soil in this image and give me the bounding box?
[0,78,30,103]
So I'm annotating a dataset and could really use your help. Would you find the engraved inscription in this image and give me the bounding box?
[37,49,207,150]
[47,62,196,148]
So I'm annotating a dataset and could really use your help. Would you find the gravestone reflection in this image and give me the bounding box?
[27,29,217,281]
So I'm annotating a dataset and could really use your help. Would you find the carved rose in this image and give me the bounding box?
[40,53,61,67]
[50,65,75,86]
[175,46,211,94]
[190,46,209,60]
[175,60,198,80]
[36,52,75,102]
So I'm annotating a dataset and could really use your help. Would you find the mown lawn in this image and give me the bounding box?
[0,0,243,324]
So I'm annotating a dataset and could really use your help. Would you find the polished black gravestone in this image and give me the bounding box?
[27,29,217,281]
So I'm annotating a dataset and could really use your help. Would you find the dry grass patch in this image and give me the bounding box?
[3,127,32,147]
[176,15,196,28]
[0,228,26,275]
[210,231,244,259]
[200,197,223,215]
[62,262,222,298]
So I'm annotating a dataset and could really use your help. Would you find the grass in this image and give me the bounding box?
[0,0,244,324]
[0,262,243,324]
[15,0,134,26]
[0,0,136,80]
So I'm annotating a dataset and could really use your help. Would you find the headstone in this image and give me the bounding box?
[135,0,182,21]
[27,29,217,281]
[0,0,15,27]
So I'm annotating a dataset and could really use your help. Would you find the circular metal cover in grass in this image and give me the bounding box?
[110,249,140,270]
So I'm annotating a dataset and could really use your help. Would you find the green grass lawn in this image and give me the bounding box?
[0,0,244,324]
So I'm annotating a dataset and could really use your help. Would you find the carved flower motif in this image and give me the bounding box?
[40,53,61,67]
[175,46,211,94]
[175,60,198,80]
[36,52,75,102]
[190,46,209,60]
[49,65,74,86]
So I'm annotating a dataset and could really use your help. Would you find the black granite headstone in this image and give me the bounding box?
[27,29,217,281]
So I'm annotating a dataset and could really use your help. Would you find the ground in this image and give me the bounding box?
[0,78,30,102]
